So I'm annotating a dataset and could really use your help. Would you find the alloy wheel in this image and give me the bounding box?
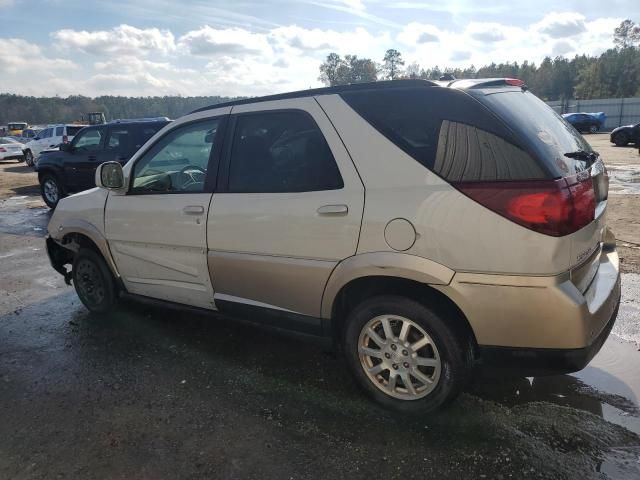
[43,179,59,204]
[358,314,441,400]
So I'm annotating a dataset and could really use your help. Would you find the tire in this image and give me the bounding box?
[24,150,34,167]
[613,132,629,146]
[72,248,118,314]
[343,295,471,414]
[40,173,63,208]
[589,124,599,134]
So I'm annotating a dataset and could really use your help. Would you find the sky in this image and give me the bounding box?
[0,0,637,97]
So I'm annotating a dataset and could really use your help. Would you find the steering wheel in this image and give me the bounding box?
[179,165,206,189]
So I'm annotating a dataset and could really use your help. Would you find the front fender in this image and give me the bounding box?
[320,252,455,319]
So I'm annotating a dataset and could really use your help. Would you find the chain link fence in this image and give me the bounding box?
[547,97,640,131]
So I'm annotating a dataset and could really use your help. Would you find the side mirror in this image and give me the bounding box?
[96,162,125,190]
[59,143,72,152]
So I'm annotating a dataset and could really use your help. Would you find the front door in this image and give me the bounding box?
[105,115,227,309]
[64,127,107,191]
[207,99,364,329]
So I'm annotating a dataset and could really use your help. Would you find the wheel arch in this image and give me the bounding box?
[57,223,120,279]
[322,253,477,349]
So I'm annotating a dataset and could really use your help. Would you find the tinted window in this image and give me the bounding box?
[106,127,129,152]
[41,128,52,139]
[55,126,64,136]
[73,128,104,152]
[132,124,165,150]
[131,119,219,194]
[434,121,544,181]
[228,111,343,193]
[341,87,546,182]
[66,126,83,136]
[477,90,592,175]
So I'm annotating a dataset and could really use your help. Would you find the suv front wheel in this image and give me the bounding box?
[343,295,470,413]
[72,248,118,314]
[40,173,63,208]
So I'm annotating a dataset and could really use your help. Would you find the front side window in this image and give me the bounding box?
[227,111,343,193]
[55,126,64,136]
[73,128,104,152]
[40,128,52,139]
[131,119,219,194]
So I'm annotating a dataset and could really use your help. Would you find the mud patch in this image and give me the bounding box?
[0,203,50,237]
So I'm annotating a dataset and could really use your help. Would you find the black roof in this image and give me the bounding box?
[190,77,526,114]
[190,79,438,114]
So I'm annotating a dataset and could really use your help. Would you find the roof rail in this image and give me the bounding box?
[109,117,171,124]
[190,79,438,114]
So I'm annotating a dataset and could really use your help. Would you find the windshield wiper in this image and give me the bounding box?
[564,150,599,165]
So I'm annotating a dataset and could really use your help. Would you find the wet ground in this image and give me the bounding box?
[1,145,640,478]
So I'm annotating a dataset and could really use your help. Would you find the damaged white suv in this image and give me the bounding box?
[46,79,621,413]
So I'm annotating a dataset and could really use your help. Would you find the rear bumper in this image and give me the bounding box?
[0,154,24,161]
[434,246,621,374]
[478,287,619,376]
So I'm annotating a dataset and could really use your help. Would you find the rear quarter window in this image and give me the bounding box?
[341,87,549,182]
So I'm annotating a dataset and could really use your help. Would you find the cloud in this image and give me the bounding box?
[0,38,76,75]
[178,26,271,57]
[467,23,507,43]
[450,50,472,61]
[0,0,15,7]
[397,23,442,45]
[535,12,587,38]
[551,40,573,56]
[417,32,438,43]
[53,25,176,56]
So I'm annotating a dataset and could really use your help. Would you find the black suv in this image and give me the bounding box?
[36,119,170,208]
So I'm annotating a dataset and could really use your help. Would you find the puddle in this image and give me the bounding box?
[474,273,640,436]
[607,163,640,195]
[597,446,640,478]
[0,205,50,237]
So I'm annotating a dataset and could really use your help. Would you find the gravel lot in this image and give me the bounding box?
[1,135,639,479]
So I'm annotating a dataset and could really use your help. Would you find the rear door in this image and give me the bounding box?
[207,98,364,329]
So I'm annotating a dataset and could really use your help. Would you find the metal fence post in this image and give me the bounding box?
[619,98,625,127]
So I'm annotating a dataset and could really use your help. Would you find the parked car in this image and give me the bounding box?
[562,113,603,133]
[21,127,42,140]
[36,119,169,208]
[0,137,26,162]
[24,124,88,167]
[610,122,640,146]
[45,79,620,413]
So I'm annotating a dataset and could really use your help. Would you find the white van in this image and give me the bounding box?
[24,124,87,166]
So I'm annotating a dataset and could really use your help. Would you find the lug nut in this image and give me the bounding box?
[385,353,391,359]
[403,362,409,368]
[392,364,399,370]
[402,350,408,356]
[390,344,397,351]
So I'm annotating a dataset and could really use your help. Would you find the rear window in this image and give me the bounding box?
[66,126,83,136]
[341,87,548,182]
[476,90,593,176]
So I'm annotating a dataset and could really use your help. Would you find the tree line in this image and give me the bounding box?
[318,19,640,101]
[0,94,236,125]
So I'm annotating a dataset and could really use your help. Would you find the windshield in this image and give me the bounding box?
[8,123,27,130]
[478,90,593,176]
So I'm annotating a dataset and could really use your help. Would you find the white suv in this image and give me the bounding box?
[24,124,87,166]
[45,79,620,413]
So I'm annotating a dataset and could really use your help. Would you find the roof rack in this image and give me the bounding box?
[109,117,171,124]
[190,79,438,114]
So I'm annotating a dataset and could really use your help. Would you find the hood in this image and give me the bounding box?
[611,124,634,133]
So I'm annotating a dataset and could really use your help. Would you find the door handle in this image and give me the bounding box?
[183,205,205,215]
[317,204,348,216]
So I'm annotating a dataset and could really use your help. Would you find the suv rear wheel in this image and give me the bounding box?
[613,132,629,146]
[343,295,470,413]
[72,248,118,314]
[40,173,63,208]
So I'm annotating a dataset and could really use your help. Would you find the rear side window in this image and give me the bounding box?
[55,126,63,136]
[132,124,165,150]
[66,126,83,136]
[227,111,343,193]
[477,90,593,176]
[341,87,549,182]
[434,121,544,181]
[106,127,130,152]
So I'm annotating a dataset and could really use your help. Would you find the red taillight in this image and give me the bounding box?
[505,78,525,86]
[454,175,595,236]
[62,135,68,143]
